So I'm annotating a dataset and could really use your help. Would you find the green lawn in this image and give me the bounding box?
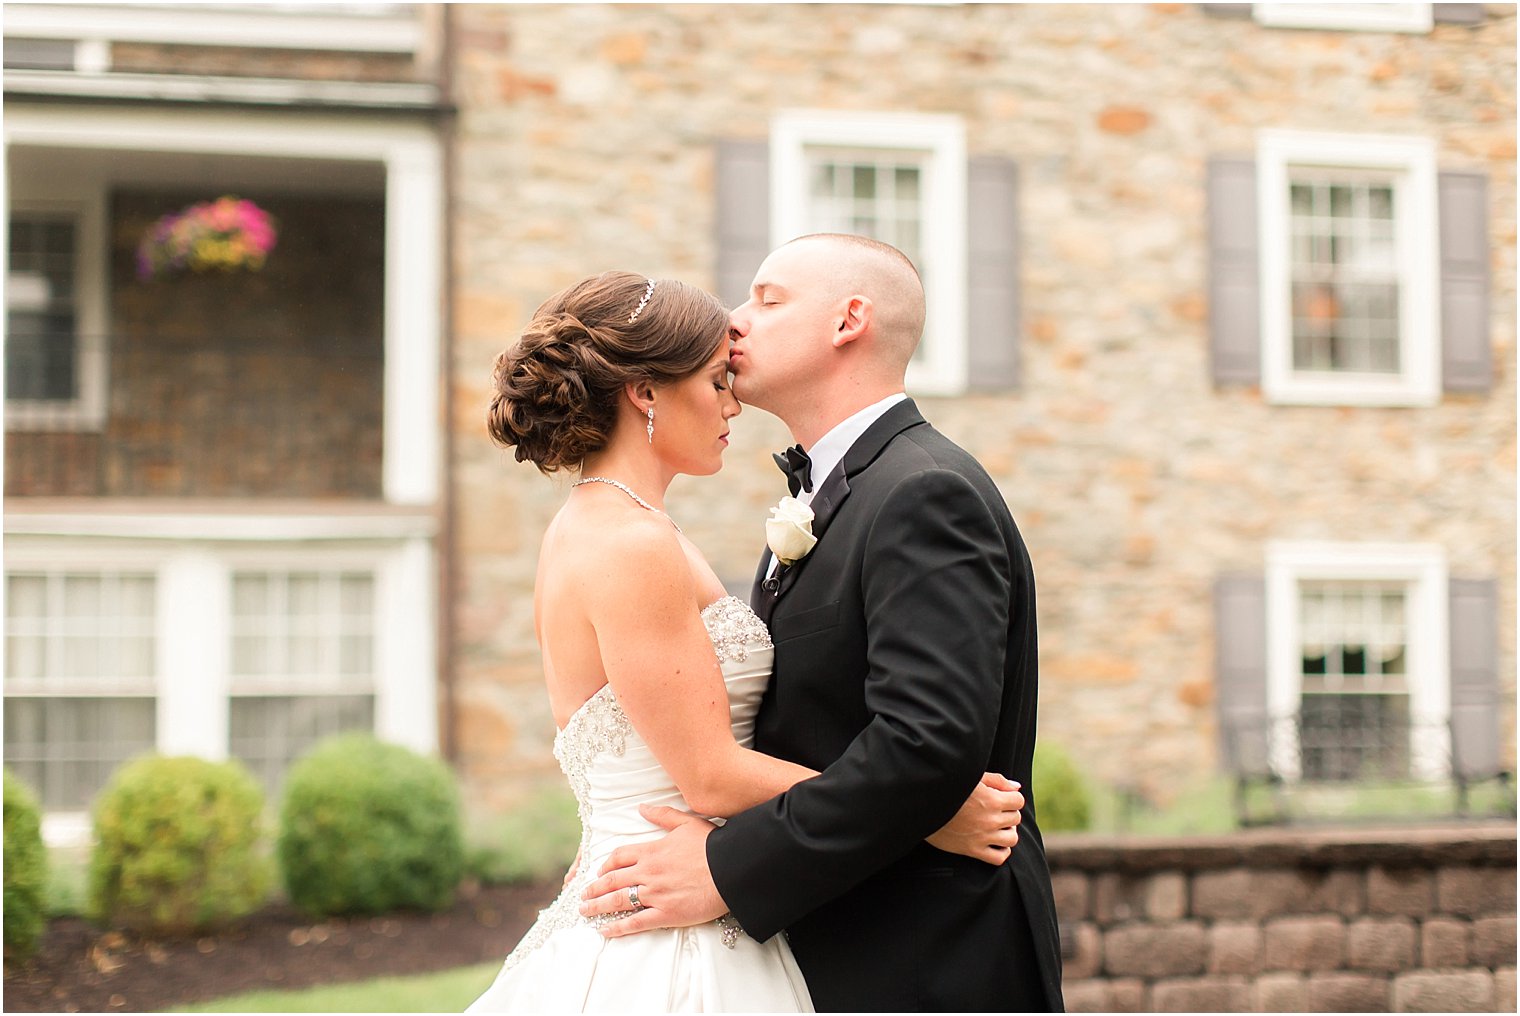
[1081,773,1515,835]
[173,962,501,1013]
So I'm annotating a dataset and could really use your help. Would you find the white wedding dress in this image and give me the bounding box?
[467,596,814,1013]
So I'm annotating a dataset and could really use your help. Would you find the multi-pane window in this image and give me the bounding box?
[228,570,377,794]
[1267,542,1449,783]
[6,213,79,402]
[1289,173,1400,374]
[1257,131,1437,407]
[3,571,158,810]
[1297,581,1411,781]
[805,154,925,269]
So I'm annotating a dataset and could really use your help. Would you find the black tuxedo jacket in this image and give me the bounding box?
[706,400,1063,1012]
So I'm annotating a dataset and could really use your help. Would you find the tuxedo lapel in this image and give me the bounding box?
[839,398,927,477]
[749,546,775,615]
[774,460,848,602]
[806,461,852,538]
[770,399,928,608]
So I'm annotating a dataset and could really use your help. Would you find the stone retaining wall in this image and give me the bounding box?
[1049,823,1516,1012]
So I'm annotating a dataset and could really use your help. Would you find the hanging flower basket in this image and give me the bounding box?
[136,196,278,281]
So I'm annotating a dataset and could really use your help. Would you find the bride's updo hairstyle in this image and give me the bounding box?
[488,271,730,473]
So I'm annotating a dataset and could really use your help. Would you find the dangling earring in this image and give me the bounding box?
[646,406,655,444]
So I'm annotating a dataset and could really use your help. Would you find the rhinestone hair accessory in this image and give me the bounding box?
[627,279,657,324]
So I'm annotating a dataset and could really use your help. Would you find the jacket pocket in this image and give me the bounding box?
[771,599,840,641]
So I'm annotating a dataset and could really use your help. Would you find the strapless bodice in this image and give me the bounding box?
[494,596,774,973]
[553,595,774,859]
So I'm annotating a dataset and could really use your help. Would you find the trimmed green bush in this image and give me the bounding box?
[278,734,464,917]
[1032,742,1093,832]
[4,769,48,960]
[88,755,270,935]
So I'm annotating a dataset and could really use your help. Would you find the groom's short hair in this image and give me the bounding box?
[787,232,923,282]
[784,234,926,365]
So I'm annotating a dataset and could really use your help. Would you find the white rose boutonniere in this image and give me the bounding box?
[766,496,818,567]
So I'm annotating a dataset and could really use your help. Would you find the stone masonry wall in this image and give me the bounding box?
[1050,823,1517,1012]
[447,3,1517,809]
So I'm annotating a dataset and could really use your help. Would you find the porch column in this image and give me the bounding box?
[158,549,230,760]
[374,536,438,753]
[383,140,443,506]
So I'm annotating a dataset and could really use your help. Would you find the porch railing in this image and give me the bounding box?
[1221,710,1515,827]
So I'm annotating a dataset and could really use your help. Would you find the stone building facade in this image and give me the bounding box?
[447,3,1517,812]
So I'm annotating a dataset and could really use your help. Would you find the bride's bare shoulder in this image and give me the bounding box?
[543,498,687,595]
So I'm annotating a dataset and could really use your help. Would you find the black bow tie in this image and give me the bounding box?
[773,444,813,497]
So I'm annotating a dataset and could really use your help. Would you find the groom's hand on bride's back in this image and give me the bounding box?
[579,805,728,936]
[927,772,1024,865]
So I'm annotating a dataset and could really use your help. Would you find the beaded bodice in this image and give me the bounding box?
[552,595,771,802]
[497,596,773,971]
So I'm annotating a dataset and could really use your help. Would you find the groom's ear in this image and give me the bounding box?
[832,295,871,349]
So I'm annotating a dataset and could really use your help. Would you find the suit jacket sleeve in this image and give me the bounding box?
[707,467,1012,941]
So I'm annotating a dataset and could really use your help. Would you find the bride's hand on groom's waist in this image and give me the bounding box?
[579,805,728,936]
[926,772,1024,865]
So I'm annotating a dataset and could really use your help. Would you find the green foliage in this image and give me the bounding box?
[1032,742,1093,832]
[278,734,464,917]
[173,961,501,1012]
[1080,772,1516,836]
[1088,776,1241,836]
[88,755,270,935]
[464,787,580,886]
[4,769,48,960]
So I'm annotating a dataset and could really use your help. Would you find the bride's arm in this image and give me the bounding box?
[584,522,814,818]
[585,521,1023,851]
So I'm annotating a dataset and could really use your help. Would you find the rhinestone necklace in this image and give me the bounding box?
[572,476,682,534]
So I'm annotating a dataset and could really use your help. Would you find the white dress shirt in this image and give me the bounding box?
[766,392,908,579]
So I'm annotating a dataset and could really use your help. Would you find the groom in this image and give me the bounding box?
[583,234,1063,1011]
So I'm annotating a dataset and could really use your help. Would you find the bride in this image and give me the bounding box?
[467,272,1017,1013]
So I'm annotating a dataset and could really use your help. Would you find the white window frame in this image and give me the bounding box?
[771,110,968,396]
[5,528,436,845]
[1265,541,1449,782]
[1253,4,1433,33]
[2,3,423,53]
[5,195,110,431]
[1257,130,1439,407]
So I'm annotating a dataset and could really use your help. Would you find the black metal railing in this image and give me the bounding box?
[1222,710,1515,827]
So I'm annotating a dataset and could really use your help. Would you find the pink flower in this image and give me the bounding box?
[136,196,278,280]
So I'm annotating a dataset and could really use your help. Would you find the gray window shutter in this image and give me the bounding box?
[966,156,1020,391]
[715,140,770,310]
[1215,574,1270,776]
[1439,171,1491,393]
[1197,3,1252,17]
[1449,578,1500,780]
[1433,4,1485,25]
[1208,158,1261,385]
